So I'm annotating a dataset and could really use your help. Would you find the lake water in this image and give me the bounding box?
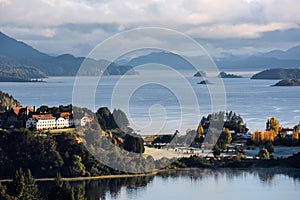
[0,73,300,134]
[38,168,300,200]
[1,74,300,199]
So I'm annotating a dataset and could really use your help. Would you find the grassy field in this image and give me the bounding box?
[41,128,76,134]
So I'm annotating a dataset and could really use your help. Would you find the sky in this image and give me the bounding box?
[1,0,300,57]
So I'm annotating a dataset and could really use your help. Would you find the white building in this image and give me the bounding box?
[56,112,74,128]
[26,114,56,130]
[80,116,93,126]
[56,117,70,128]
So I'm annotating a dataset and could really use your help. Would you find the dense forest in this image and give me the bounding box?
[0,169,87,200]
[0,55,46,82]
[0,101,155,178]
[199,111,248,134]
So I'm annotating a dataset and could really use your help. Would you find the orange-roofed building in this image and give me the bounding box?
[26,114,56,130]
[7,106,34,128]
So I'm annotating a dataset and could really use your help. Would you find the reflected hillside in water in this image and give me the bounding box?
[157,168,300,183]
[53,168,300,200]
[73,176,155,200]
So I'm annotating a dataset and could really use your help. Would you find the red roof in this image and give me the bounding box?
[12,106,33,116]
[32,114,55,120]
[60,112,71,119]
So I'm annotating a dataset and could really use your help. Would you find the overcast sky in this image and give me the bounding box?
[1,0,300,57]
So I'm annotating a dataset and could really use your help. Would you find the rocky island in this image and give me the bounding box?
[193,71,207,77]
[218,72,243,78]
[272,79,300,86]
[197,79,213,84]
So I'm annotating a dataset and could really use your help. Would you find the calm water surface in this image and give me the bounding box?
[0,75,299,134]
[1,76,300,199]
[38,169,300,200]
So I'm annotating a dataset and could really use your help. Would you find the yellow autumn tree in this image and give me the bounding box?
[252,130,262,145]
[259,131,265,144]
[292,128,299,145]
[252,130,275,145]
[264,130,276,143]
[268,117,280,134]
[197,125,204,137]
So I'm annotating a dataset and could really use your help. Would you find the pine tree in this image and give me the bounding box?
[73,185,86,200]
[48,173,86,200]
[0,182,14,200]
[12,168,41,200]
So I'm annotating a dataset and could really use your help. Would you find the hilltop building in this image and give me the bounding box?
[25,111,75,130]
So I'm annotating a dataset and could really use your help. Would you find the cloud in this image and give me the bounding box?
[1,0,299,29]
[0,0,11,7]
[0,0,300,56]
[186,22,299,39]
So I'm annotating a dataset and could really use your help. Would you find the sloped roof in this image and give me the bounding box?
[32,114,55,120]
[12,106,33,116]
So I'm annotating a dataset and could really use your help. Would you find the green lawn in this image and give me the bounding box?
[42,128,76,134]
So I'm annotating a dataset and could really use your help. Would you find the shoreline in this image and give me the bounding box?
[0,170,164,183]
[1,161,300,183]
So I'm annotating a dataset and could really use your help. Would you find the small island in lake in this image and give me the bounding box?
[272,79,300,86]
[197,79,213,84]
[218,72,243,78]
[193,71,207,77]
[251,68,300,79]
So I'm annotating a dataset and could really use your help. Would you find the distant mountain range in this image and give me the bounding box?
[1,31,300,82]
[0,32,136,81]
[126,51,197,71]
[123,45,300,72]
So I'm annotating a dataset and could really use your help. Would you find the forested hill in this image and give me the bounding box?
[0,32,136,78]
[251,68,300,79]
[0,55,47,82]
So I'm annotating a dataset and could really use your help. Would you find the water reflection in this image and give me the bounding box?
[39,169,300,200]
[82,176,154,200]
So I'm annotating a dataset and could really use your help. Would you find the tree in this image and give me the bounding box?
[258,148,270,159]
[0,182,15,200]
[0,91,20,111]
[264,130,276,143]
[112,109,129,130]
[251,130,261,145]
[12,169,40,200]
[96,107,118,130]
[292,126,299,145]
[200,111,248,134]
[222,128,232,144]
[216,128,232,150]
[70,155,86,177]
[73,185,86,200]
[124,133,145,153]
[48,173,86,200]
[196,125,204,137]
[265,141,274,154]
[267,117,280,134]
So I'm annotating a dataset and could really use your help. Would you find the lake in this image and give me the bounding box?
[0,74,299,134]
[1,74,300,199]
[37,168,300,200]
